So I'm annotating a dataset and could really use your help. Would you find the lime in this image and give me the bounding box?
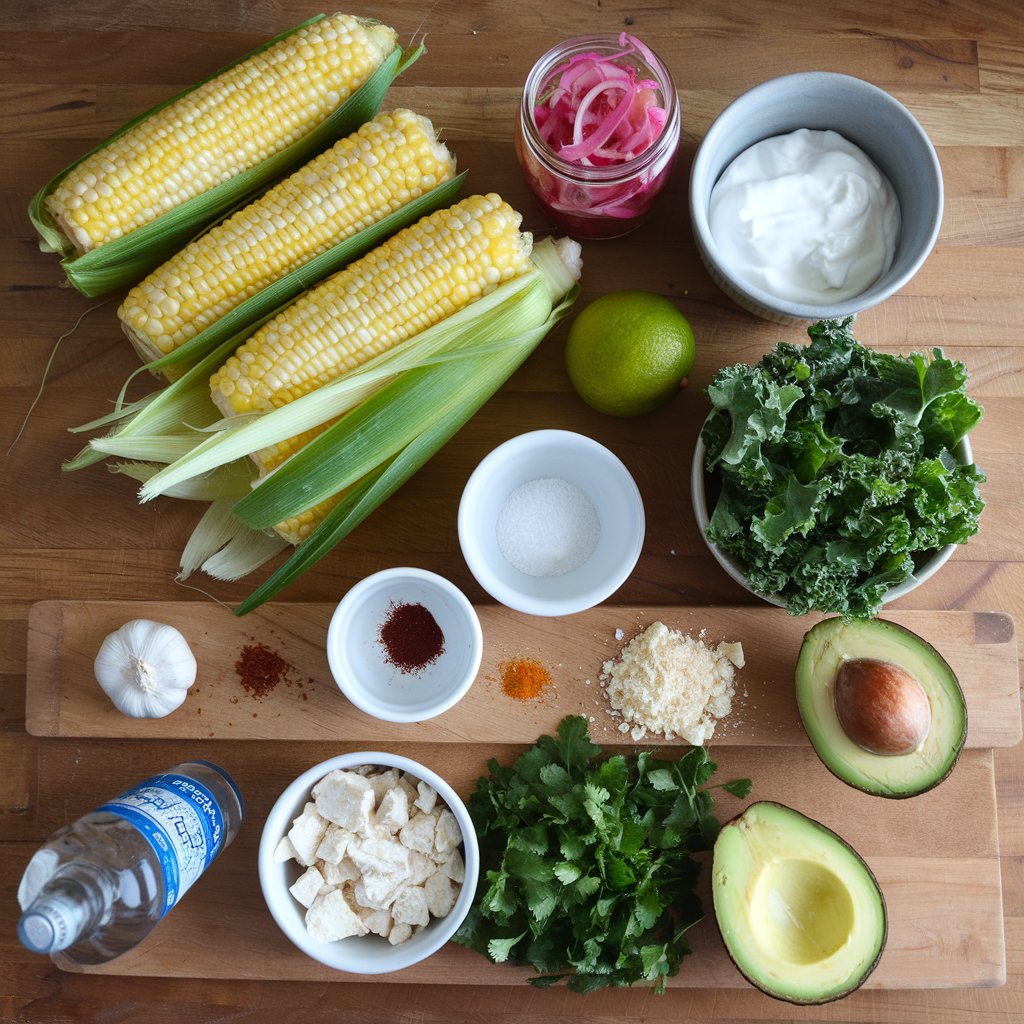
[564,291,695,417]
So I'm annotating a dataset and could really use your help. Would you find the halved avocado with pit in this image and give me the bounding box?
[712,801,887,1005]
[796,617,967,798]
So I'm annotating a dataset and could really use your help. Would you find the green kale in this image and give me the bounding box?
[453,715,749,993]
[701,317,985,618]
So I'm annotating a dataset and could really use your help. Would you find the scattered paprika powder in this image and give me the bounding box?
[235,642,289,700]
[499,656,552,700]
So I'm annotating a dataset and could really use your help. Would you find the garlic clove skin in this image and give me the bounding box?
[94,619,198,719]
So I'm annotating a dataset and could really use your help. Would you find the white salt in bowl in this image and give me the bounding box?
[458,430,645,616]
[258,751,480,975]
[326,567,482,723]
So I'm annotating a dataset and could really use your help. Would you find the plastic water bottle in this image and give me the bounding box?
[17,760,244,966]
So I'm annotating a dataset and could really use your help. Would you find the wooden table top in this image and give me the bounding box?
[2,1,1021,1022]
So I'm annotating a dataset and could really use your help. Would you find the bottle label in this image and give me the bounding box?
[98,773,225,917]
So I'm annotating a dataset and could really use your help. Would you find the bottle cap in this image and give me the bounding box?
[17,895,88,954]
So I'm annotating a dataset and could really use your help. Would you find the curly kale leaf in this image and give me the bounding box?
[701,317,985,618]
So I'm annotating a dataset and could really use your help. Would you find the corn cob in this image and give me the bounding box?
[210,192,532,477]
[118,109,457,370]
[44,13,398,256]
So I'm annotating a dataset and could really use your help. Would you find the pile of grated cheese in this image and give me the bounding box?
[600,621,744,743]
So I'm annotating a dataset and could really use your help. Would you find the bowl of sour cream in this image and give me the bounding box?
[690,72,943,323]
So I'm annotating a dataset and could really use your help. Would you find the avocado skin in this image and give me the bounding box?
[796,617,968,799]
[712,801,888,1005]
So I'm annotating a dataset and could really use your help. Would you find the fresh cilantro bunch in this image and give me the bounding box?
[701,317,986,618]
[454,715,751,993]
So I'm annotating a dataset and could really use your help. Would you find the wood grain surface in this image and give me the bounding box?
[2,2,1023,1023]
[23,601,1023,746]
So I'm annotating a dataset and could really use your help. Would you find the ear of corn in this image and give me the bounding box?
[132,281,545,499]
[64,168,468,472]
[152,234,581,608]
[234,241,581,612]
[29,13,419,296]
[209,193,533,419]
[119,109,460,380]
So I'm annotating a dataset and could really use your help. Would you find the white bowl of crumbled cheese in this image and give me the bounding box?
[258,752,479,974]
[458,430,645,616]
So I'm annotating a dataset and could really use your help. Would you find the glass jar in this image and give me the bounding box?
[515,34,681,240]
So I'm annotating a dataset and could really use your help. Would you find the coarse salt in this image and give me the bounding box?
[600,621,745,744]
[496,477,600,577]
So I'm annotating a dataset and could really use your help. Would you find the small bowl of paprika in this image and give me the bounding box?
[326,567,483,723]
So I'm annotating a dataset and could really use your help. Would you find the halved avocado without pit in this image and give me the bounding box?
[796,617,968,798]
[712,801,887,1005]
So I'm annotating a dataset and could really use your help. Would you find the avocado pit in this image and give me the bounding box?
[834,658,931,756]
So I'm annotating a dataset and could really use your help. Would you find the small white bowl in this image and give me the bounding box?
[258,751,480,975]
[690,72,943,324]
[458,430,645,616]
[326,567,482,723]
[691,435,973,607]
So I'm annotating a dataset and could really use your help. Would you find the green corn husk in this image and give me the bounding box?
[134,272,545,499]
[109,460,255,501]
[179,500,288,582]
[29,16,421,297]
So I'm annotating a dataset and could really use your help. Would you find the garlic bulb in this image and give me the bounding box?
[94,619,197,718]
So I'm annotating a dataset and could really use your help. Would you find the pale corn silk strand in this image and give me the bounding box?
[5,300,114,456]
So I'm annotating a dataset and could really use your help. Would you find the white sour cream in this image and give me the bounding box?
[708,128,901,305]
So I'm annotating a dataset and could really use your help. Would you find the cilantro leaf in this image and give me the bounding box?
[455,716,745,993]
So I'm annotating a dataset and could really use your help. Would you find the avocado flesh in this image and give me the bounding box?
[712,801,887,1005]
[796,617,967,798]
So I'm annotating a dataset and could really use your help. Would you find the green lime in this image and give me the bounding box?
[564,291,695,417]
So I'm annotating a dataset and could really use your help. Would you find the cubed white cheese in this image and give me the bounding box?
[305,888,368,942]
[407,850,436,886]
[357,905,393,938]
[399,811,438,855]
[376,785,410,835]
[273,835,298,864]
[369,768,401,804]
[287,806,329,866]
[354,870,404,911]
[313,769,375,834]
[316,823,353,865]
[433,808,461,856]
[424,870,457,918]
[320,856,360,886]
[391,885,430,927]
[440,848,465,884]
[414,779,438,814]
[288,865,326,909]
[348,835,411,878]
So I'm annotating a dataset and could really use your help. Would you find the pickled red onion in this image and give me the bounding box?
[533,33,668,168]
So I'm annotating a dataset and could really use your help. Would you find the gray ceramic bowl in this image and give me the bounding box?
[690,72,943,323]
[690,434,973,609]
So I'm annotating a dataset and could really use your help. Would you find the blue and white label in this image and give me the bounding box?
[98,773,225,917]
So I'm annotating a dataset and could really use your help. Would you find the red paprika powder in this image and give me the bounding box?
[379,601,445,673]
[235,642,289,699]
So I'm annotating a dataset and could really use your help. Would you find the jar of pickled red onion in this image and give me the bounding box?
[515,34,681,239]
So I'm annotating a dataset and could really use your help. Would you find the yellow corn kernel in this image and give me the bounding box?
[118,109,456,371]
[209,193,533,430]
[45,14,398,255]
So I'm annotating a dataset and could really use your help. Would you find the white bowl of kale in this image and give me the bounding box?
[691,318,985,619]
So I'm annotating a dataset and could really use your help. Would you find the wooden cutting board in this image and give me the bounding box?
[32,742,1005,988]
[21,601,1019,988]
[25,601,1023,747]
